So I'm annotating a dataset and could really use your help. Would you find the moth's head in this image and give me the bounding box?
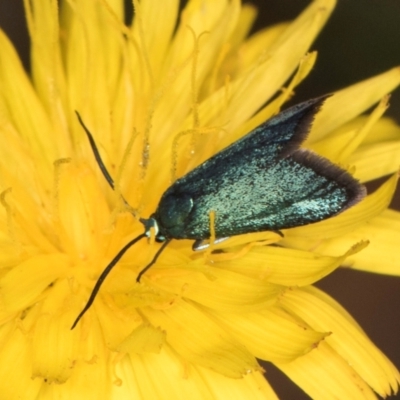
[149,192,194,239]
[140,216,166,242]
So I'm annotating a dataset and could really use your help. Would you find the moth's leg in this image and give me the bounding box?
[192,237,230,251]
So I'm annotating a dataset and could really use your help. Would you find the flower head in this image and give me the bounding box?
[0,0,399,398]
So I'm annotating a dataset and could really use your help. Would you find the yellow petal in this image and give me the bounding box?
[0,30,57,165]
[117,323,166,354]
[57,163,110,258]
[277,342,377,400]
[31,281,81,383]
[310,67,400,141]
[0,253,69,315]
[362,116,400,144]
[94,299,145,351]
[348,209,400,274]
[61,0,123,135]
[152,266,281,312]
[310,95,390,163]
[132,0,179,78]
[237,51,318,138]
[228,3,258,49]
[233,22,288,74]
[118,345,278,399]
[309,209,400,275]
[279,286,400,396]
[348,119,400,182]
[142,299,259,378]
[25,0,69,143]
[145,0,242,146]
[200,0,336,144]
[0,323,41,398]
[220,242,366,286]
[213,306,328,363]
[38,332,111,399]
[351,140,400,183]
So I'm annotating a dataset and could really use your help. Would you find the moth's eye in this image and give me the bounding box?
[157,192,194,228]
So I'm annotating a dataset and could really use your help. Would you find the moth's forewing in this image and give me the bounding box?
[155,96,365,240]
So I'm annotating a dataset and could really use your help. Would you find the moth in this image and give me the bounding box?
[71,96,365,328]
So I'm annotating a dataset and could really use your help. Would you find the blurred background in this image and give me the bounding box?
[0,1,399,398]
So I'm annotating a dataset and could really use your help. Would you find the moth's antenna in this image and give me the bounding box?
[76,111,139,218]
[73,112,144,329]
[75,111,115,190]
[71,233,147,329]
[136,239,171,282]
[73,112,170,329]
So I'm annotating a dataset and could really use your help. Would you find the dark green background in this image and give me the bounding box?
[1,1,399,398]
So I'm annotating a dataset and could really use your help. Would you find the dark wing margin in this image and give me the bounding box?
[291,148,366,212]
[275,94,332,159]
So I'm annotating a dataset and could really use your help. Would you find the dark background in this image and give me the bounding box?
[0,1,399,398]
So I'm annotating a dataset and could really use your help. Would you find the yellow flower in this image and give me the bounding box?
[0,0,399,399]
